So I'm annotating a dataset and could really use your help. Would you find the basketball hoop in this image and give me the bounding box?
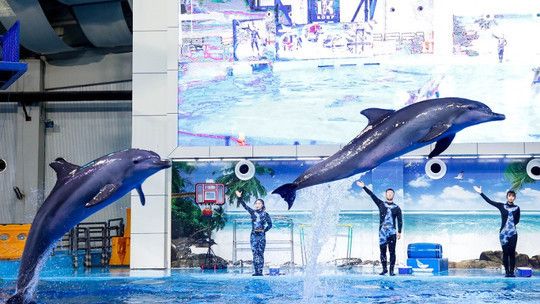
[195,183,225,217]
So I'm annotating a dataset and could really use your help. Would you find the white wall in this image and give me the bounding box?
[0,103,18,223]
[0,55,133,225]
[43,82,132,223]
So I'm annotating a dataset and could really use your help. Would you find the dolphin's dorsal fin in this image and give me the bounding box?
[361,108,395,126]
[49,158,80,179]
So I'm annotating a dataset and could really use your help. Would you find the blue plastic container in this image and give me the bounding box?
[269,267,280,276]
[517,267,532,277]
[407,243,443,259]
[398,266,413,275]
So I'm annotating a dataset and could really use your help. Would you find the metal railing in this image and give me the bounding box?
[232,216,294,267]
[55,218,124,268]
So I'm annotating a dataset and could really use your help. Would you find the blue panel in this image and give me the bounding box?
[1,21,20,62]
[308,0,340,23]
[0,62,27,90]
[407,258,449,273]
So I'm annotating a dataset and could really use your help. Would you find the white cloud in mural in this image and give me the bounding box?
[492,191,510,201]
[520,188,540,199]
[406,185,487,210]
[517,188,540,208]
[408,175,431,188]
[466,178,476,184]
[442,185,477,201]
[395,188,404,198]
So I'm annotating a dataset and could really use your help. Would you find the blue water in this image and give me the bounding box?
[2,267,540,303]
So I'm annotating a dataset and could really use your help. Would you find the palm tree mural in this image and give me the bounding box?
[172,162,196,194]
[504,158,535,190]
[214,162,275,206]
[171,161,226,240]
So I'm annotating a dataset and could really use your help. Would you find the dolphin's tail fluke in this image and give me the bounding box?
[272,183,298,210]
[6,293,35,304]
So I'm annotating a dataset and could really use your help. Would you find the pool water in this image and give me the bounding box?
[1,267,539,303]
[178,61,540,146]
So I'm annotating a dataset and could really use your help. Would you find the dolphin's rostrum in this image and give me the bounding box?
[273,97,505,209]
[7,149,171,304]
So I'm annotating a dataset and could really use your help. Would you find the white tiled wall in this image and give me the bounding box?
[131,0,177,269]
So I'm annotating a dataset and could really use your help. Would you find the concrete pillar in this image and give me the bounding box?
[130,0,177,269]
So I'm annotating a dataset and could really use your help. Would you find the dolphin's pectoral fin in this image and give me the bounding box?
[360,108,395,126]
[419,123,452,143]
[428,134,455,158]
[136,185,146,206]
[49,158,80,179]
[85,183,120,207]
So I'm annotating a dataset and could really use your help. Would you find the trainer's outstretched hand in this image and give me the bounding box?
[356,181,365,188]
[235,190,242,198]
[473,186,482,194]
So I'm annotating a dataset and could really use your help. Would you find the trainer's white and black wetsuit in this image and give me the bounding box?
[480,193,520,276]
[362,186,403,273]
[239,198,272,276]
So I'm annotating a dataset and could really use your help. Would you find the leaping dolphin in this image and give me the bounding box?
[273,97,505,209]
[7,149,171,304]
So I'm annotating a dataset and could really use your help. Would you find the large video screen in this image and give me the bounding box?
[178,1,540,146]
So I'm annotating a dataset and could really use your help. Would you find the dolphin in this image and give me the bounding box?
[7,149,171,304]
[273,97,505,209]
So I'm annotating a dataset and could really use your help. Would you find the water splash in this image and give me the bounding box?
[25,188,44,223]
[299,176,358,303]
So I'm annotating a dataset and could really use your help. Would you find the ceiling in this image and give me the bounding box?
[0,0,132,59]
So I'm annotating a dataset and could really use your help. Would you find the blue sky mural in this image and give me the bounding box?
[404,158,540,211]
[173,157,540,212]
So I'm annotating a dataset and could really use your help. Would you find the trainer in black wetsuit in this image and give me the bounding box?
[475,186,520,277]
[357,181,403,276]
[236,190,272,276]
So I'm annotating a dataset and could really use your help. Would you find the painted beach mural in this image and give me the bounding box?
[171,157,540,268]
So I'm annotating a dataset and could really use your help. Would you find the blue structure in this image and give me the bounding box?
[406,243,449,273]
[407,243,443,258]
[0,21,27,90]
[308,0,340,23]
[398,266,413,275]
[351,0,377,22]
[517,267,533,277]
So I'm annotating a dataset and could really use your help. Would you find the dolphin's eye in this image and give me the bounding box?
[466,105,475,110]
[133,160,141,164]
